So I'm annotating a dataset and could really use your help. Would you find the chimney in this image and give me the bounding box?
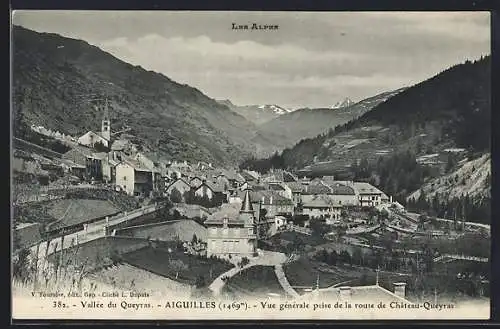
[393,282,407,299]
[339,286,351,300]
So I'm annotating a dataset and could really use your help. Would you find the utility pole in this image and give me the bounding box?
[376,266,380,286]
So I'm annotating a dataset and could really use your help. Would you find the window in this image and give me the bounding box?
[248,228,253,235]
[123,176,127,181]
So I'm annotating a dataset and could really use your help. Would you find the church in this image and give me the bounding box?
[205,189,257,257]
[77,99,111,148]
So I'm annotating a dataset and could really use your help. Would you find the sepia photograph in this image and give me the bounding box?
[10,11,491,320]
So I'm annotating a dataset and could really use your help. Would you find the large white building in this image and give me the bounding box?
[354,182,385,207]
[78,131,109,148]
[77,100,111,148]
[115,159,154,197]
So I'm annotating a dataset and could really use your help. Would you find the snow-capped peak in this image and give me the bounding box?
[331,97,354,109]
[258,104,291,115]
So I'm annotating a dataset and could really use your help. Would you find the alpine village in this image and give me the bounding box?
[12,26,490,307]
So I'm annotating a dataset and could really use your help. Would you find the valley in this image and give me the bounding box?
[11,21,491,318]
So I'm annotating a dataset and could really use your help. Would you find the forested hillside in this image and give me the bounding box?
[241,56,491,221]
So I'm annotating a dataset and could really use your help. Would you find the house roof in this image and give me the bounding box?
[166,178,191,190]
[110,139,130,151]
[240,171,257,181]
[323,182,356,195]
[204,202,253,225]
[89,152,108,160]
[354,182,384,195]
[120,158,152,172]
[60,159,86,169]
[302,183,331,195]
[216,169,243,182]
[244,190,293,206]
[303,195,341,208]
[80,130,110,141]
[283,171,298,182]
[263,171,284,183]
[286,182,305,193]
[268,183,286,191]
[197,181,225,193]
[318,285,412,304]
[170,161,192,169]
[241,189,253,213]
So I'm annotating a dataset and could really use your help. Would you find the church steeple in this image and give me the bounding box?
[240,189,254,213]
[101,97,111,141]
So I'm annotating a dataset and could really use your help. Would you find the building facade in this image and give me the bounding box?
[302,196,342,224]
[354,182,384,207]
[205,190,257,257]
[115,161,154,196]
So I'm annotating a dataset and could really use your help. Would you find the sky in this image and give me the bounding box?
[12,11,491,109]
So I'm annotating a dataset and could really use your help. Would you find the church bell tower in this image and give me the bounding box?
[101,98,111,141]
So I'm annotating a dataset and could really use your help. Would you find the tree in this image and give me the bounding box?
[352,248,364,266]
[327,250,338,266]
[195,275,206,288]
[239,257,250,268]
[339,250,352,265]
[93,141,109,153]
[170,259,188,279]
[13,248,33,284]
[336,226,347,242]
[309,218,330,237]
[292,235,305,254]
[315,249,329,263]
[170,187,183,203]
[191,234,198,245]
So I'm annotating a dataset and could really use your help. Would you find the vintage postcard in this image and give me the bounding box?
[11,11,491,321]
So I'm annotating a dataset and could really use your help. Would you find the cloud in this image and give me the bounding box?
[14,11,491,108]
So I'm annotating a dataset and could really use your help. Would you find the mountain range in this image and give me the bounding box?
[331,97,354,109]
[216,100,291,125]
[255,88,406,152]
